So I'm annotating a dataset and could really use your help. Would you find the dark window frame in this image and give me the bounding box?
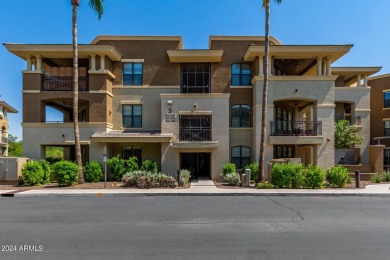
[231,146,251,169]
[181,63,210,93]
[122,104,142,128]
[123,62,143,86]
[384,92,390,108]
[122,146,142,164]
[231,63,251,86]
[384,120,390,136]
[273,145,295,159]
[231,104,251,127]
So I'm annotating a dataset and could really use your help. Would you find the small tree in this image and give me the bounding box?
[8,134,22,157]
[335,120,363,149]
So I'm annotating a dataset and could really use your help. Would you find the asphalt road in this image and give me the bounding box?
[0,196,389,260]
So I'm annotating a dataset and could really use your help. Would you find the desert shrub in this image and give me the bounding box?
[122,171,176,188]
[84,161,103,182]
[52,161,78,186]
[224,172,240,186]
[180,169,191,186]
[140,160,158,174]
[256,182,274,189]
[136,176,153,189]
[370,173,383,183]
[160,176,177,188]
[303,165,325,189]
[382,172,390,182]
[326,166,350,187]
[122,170,145,187]
[223,163,236,176]
[271,163,304,188]
[244,162,259,181]
[39,160,51,183]
[21,161,45,186]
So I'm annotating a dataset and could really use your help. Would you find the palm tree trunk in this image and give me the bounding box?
[72,0,84,184]
[258,2,271,182]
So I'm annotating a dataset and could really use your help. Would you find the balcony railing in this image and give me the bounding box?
[271,121,322,136]
[335,116,361,126]
[179,127,211,141]
[1,137,8,144]
[180,85,210,94]
[41,76,89,91]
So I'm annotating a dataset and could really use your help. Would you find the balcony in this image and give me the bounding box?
[271,121,322,136]
[41,75,89,91]
[179,127,211,141]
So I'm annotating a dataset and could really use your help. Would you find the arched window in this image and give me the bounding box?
[231,63,251,86]
[231,146,251,169]
[231,105,251,127]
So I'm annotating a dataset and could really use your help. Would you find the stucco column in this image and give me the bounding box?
[326,57,332,76]
[269,56,274,75]
[357,74,361,87]
[26,56,32,71]
[369,145,385,173]
[90,55,96,71]
[99,54,105,71]
[317,57,323,76]
[258,56,264,76]
[36,56,42,71]
[363,74,368,87]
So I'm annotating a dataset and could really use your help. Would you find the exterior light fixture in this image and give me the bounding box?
[167,100,173,105]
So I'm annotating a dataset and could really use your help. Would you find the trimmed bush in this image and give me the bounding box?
[326,166,350,187]
[21,161,45,186]
[136,176,153,189]
[256,182,274,189]
[244,162,259,181]
[271,163,304,188]
[224,172,240,186]
[370,173,383,183]
[122,171,177,189]
[107,156,127,181]
[39,160,51,184]
[84,161,103,182]
[223,163,236,176]
[52,161,78,186]
[180,169,191,186]
[160,176,177,188]
[383,172,390,182]
[303,165,325,189]
[126,157,139,172]
[140,160,158,174]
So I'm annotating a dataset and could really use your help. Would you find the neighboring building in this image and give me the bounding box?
[4,36,379,180]
[0,101,18,156]
[368,73,390,170]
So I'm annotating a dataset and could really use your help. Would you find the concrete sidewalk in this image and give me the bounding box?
[1,180,390,197]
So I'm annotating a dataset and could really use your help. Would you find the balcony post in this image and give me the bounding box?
[36,56,42,71]
[269,56,273,75]
[99,54,105,71]
[258,56,264,76]
[26,56,32,71]
[317,57,323,76]
[357,74,361,87]
[326,56,332,76]
[90,55,96,71]
[363,74,368,87]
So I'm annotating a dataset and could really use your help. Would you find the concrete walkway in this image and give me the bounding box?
[1,182,389,197]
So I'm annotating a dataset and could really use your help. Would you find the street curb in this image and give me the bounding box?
[10,192,390,198]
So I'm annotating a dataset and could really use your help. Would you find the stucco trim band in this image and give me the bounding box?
[179,111,212,116]
[120,100,143,105]
[89,90,113,97]
[269,136,324,145]
[171,141,219,149]
[88,70,115,79]
[160,93,230,99]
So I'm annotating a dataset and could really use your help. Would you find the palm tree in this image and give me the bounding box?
[258,0,282,182]
[71,0,104,184]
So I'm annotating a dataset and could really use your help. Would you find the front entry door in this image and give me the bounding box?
[181,153,210,180]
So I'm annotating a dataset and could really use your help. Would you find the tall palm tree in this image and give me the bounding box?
[71,0,104,184]
[258,0,282,182]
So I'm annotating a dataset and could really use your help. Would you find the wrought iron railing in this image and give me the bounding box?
[41,76,89,91]
[335,116,361,125]
[271,121,322,136]
[179,127,211,141]
[180,85,210,94]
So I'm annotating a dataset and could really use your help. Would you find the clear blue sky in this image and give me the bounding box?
[1,0,389,140]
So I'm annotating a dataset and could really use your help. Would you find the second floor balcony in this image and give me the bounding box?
[179,127,211,141]
[41,75,89,91]
[271,121,322,136]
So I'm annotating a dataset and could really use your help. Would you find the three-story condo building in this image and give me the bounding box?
[0,101,18,156]
[4,36,379,179]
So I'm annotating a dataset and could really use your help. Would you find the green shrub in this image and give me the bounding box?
[271,163,304,188]
[107,156,127,181]
[126,157,139,172]
[303,165,325,189]
[382,172,390,182]
[256,182,274,189]
[39,160,51,184]
[370,173,383,183]
[223,163,236,176]
[180,169,191,186]
[140,160,158,174]
[52,161,78,186]
[21,161,45,186]
[84,161,103,182]
[224,172,240,186]
[122,171,177,188]
[326,166,350,187]
[244,162,259,181]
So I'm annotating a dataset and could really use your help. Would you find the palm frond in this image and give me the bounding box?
[88,0,104,20]
[262,0,282,8]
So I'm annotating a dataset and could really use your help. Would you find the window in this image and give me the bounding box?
[123,105,142,128]
[122,146,142,164]
[385,120,390,136]
[231,105,251,127]
[231,63,251,86]
[123,63,143,86]
[273,145,295,159]
[181,64,210,93]
[231,146,251,169]
[384,92,390,108]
